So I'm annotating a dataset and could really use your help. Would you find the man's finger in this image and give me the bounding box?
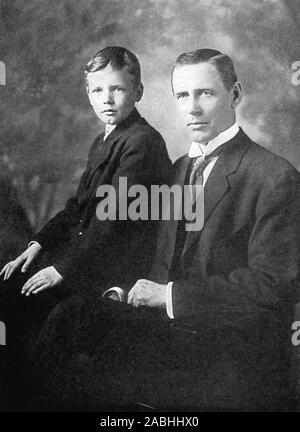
[32,284,49,295]
[25,280,45,296]
[22,275,43,293]
[127,287,135,305]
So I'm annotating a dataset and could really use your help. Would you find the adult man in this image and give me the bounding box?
[127,49,300,410]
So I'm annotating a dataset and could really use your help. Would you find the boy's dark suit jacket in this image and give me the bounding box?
[34,108,171,292]
[149,128,300,409]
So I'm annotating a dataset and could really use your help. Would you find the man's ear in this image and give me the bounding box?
[86,85,93,105]
[231,81,242,109]
[135,83,144,102]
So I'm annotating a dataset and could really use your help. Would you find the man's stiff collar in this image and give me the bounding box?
[188,122,239,158]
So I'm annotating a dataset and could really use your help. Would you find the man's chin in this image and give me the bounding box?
[191,132,211,144]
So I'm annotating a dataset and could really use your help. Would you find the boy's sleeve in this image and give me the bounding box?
[52,129,171,286]
[33,136,101,250]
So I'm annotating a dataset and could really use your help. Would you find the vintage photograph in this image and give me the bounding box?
[0,0,299,413]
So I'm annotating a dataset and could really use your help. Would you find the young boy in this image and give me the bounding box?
[0,46,171,409]
[1,46,171,295]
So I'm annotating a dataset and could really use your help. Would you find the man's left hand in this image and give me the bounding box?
[21,266,63,296]
[127,279,167,308]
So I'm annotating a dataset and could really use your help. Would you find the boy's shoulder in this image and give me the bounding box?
[88,109,166,159]
[122,109,163,139]
[114,109,166,152]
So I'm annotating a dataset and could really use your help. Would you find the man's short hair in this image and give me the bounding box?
[85,46,141,88]
[172,48,238,91]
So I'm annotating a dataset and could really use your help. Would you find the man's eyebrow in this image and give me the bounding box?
[174,90,189,96]
[110,84,126,88]
[195,88,215,93]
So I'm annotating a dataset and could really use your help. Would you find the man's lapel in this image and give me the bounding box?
[163,154,191,268]
[182,128,251,258]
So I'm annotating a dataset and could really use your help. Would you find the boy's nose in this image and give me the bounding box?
[103,90,114,104]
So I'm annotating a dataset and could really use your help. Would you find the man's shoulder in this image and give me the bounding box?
[241,133,300,181]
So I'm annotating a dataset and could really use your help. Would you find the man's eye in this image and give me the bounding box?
[176,93,187,99]
[93,88,102,93]
[114,87,125,92]
[203,91,213,96]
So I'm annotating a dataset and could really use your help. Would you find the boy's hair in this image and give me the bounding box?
[85,46,141,88]
[172,48,238,91]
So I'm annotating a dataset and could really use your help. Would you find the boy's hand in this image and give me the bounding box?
[0,243,42,281]
[21,266,63,296]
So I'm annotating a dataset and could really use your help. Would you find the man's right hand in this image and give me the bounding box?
[0,242,42,281]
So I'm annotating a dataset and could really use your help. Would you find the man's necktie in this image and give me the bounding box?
[189,156,209,205]
[189,144,227,206]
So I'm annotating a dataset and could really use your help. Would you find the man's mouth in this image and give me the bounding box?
[188,121,209,129]
[188,121,209,126]
[102,109,117,114]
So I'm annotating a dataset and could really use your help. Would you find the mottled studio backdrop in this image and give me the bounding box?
[0,0,299,232]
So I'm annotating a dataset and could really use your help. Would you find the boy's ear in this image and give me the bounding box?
[135,83,144,102]
[86,85,93,105]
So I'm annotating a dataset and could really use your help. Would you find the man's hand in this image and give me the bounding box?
[0,243,42,281]
[127,279,167,308]
[21,266,63,296]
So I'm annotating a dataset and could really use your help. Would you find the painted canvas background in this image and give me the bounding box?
[0,0,299,231]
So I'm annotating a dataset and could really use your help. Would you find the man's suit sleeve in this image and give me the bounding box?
[171,166,300,319]
[52,129,171,284]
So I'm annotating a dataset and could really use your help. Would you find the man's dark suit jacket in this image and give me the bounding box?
[149,128,300,409]
[34,108,171,292]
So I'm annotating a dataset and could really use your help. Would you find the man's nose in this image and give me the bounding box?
[188,96,203,115]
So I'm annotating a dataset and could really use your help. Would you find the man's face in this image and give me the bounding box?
[86,64,142,125]
[172,62,238,143]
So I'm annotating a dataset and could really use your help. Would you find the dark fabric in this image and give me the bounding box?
[0,109,171,410]
[0,172,32,265]
[33,108,172,293]
[25,129,300,411]
[0,270,69,411]
[148,128,300,408]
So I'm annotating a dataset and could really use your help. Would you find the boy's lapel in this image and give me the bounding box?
[88,108,142,180]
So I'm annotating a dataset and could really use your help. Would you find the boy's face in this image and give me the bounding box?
[86,64,142,125]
